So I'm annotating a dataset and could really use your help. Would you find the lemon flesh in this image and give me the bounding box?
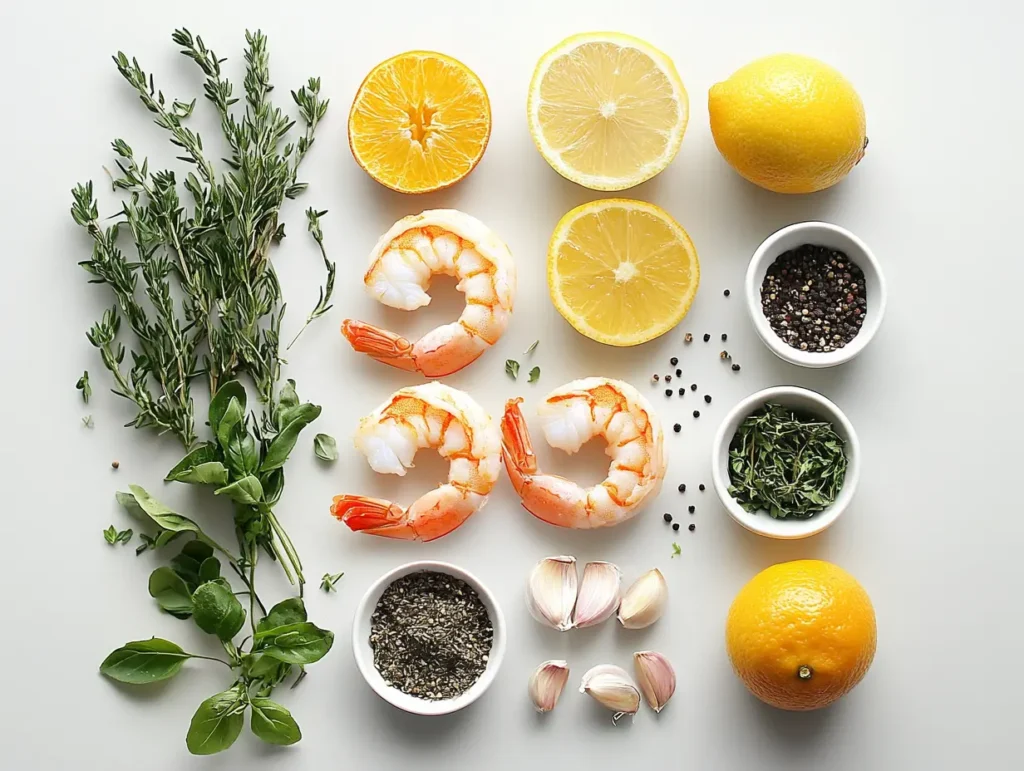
[548,199,699,346]
[528,32,688,191]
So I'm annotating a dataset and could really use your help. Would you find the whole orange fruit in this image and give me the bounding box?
[725,559,876,711]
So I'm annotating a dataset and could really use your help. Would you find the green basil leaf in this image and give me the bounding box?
[149,567,193,618]
[100,638,191,684]
[153,529,184,549]
[250,698,301,746]
[313,433,338,461]
[170,552,203,592]
[191,582,246,641]
[186,686,246,756]
[254,622,334,665]
[169,461,230,487]
[277,379,299,414]
[208,381,246,436]
[214,475,263,506]
[199,557,221,582]
[262,403,322,472]
[180,539,214,562]
[261,468,285,506]
[505,359,519,379]
[224,430,260,478]
[115,491,147,521]
[528,366,540,383]
[245,654,292,683]
[127,485,202,536]
[164,443,219,482]
[216,397,246,452]
[258,598,307,634]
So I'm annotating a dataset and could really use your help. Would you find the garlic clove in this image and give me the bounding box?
[618,568,668,629]
[526,555,578,631]
[528,660,570,712]
[633,650,676,713]
[579,664,641,720]
[573,561,621,628]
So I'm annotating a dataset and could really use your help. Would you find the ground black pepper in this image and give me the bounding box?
[370,571,493,701]
[761,244,867,353]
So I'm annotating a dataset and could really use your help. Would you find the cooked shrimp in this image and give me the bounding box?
[501,378,666,529]
[341,210,516,377]
[330,383,501,541]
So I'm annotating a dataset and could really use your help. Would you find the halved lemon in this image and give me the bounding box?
[548,199,699,346]
[527,32,688,191]
[348,51,491,194]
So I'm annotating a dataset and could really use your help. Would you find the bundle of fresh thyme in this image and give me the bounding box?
[727,403,848,519]
[71,29,337,755]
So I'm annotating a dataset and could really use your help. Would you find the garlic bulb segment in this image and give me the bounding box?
[617,568,667,629]
[633,650,676,713]
[573,561,621,628]
[526,555,578,631]
[579,664,641,720]
[528,660,570,712]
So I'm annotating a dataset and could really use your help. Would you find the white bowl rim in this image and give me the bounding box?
[351,559,507,716]
[744,221,887,369]
[710,385,861,540]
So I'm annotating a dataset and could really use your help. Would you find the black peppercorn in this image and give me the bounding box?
[678,387,684,396]
[699,483,705,491]
[665,389,672,396]
[693,410,700,418]
[721,333,728,341]
[703,394,711,403]
[690,383,697,391]
[670,357,678,366]
[688,505,695,514]
[731,364,741,372]
[663,512,672,523]
[675,368,681,377]
[673,423,681,433]
[724,289,731,297]
[703,333,710,342]
[678,483,686,493]
[673,523,680,532]
[688,523,695,532]
[665,375,672,383]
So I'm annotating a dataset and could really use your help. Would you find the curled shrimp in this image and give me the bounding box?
[501,377,666,529]
[330,383,501,542]
[341,210,516,377]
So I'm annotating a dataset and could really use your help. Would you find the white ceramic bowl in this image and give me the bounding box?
[352,560,507,716]
[745,222,887,368]
[711,386,860,540]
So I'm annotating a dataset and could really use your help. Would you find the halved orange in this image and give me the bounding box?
[348,51,492,194]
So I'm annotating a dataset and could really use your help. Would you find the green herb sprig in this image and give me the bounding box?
[727,403,848,519]
[75,28,337,756]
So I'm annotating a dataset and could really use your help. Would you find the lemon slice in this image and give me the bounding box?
[548,199,699,346]
[527,32,688,191]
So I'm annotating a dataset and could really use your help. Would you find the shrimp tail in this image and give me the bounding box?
[330,495,418,540]
[500,397,537,497]
[341,320,419,373]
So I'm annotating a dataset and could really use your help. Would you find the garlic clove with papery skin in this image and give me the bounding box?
[579,664,641,721]
[529,660,570,712]
[618,568,668,629]
[526,555,578,631]
[573,561,621,628]
[633,650,676,713]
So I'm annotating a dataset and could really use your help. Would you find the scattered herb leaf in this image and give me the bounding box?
[528,366,540,383]
[671,542,681,558]
[313,433,338,462]
[524,340,539,355]
[320,571,344,593]
[505,359,520,380]
[727,403,847,519]
[76,371,92,403]
[103,525,118,545]
[82,415,94,428]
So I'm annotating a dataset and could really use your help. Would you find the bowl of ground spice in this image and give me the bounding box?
[745,221,887,368]
[711,386,860,539]
[353,561,507,715]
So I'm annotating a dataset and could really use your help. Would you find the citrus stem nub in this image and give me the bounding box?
[797,665,813,680]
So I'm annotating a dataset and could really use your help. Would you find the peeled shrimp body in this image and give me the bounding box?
[330,383,501,541]
[342,210,516,377]
[501,378,666,529]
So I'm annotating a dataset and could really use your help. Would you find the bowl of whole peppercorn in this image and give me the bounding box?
[352,560,507,715]
[711,386,861,539]
[745,221,887,368]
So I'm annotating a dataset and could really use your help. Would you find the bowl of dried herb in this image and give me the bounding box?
[352,561,507,715]
[711,386,860,539]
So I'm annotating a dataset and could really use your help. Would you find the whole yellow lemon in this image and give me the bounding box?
[709,54,867,194]
[725,559,877,711]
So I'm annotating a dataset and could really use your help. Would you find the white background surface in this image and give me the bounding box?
[2,0,1022,768]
